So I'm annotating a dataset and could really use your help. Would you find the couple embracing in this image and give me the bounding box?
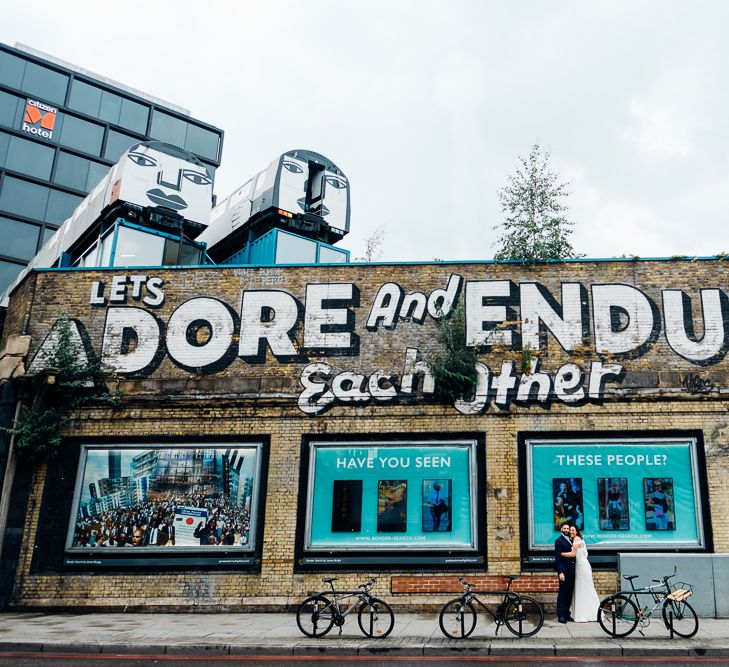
[554,523,600,623]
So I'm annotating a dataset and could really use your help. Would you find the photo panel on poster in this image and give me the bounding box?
[67,445,260,551]
[644,477,676,531]
[597,477,630,531]
[377,480,408,533]
[422,479,452,532]
[331,480,363,533]
[552,477,584,531]
[527,438,702,550]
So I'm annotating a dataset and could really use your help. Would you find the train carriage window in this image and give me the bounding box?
[306,163,325,214]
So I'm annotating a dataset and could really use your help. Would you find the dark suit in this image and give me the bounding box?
[554,534,575,620]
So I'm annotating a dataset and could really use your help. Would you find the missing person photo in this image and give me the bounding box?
[598,477,630,530]
[553,477,584,531]
[331,480,363,533]
[422,479,452,532]
[377,480,407,533]
[644,477,676,531]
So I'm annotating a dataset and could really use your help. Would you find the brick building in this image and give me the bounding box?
[0,257,725,611]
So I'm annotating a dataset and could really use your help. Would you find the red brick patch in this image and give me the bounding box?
[391,575,559,594]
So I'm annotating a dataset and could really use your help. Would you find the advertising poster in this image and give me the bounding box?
[598,477,630,530]
[307,442,476,550]
[67,445,260,551]
[527,438,703,550]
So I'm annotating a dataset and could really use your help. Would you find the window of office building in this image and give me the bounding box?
[0,216,40,260]
[0,90,24,129]
[41,225,58,247]
[0,50,26,89]
[185,123,219,162]
[54,151,109,191]
[46,188,82,225]
[69,80,149,135]
[0,258,24,294]
[150,110,187,147]
[119,98,149,134]
[0,175,50,220]
[21,61,69,106]
[0,176,82,225]
[104,129,138,162]
[1,131,54,180]
[57,114,104,156]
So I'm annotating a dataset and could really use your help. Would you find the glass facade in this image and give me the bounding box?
[0,42,224,290]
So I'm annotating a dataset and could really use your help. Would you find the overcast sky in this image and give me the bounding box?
[3,1,728,262]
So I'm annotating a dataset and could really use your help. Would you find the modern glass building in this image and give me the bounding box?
[0,42,224,295]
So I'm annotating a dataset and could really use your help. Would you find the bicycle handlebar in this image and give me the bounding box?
[361,577,376,592]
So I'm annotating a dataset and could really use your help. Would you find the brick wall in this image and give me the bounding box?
[0,258,727,611]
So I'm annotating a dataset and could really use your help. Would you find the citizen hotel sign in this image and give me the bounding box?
[29,270,729,416]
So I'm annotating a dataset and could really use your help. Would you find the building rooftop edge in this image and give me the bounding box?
[27,254,729,273]
[14,43,191,117]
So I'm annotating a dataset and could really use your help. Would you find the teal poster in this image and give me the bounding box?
[307,443,475,549]
[529,439,703,549]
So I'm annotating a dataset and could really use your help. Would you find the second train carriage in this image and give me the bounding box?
[198,149,350,264]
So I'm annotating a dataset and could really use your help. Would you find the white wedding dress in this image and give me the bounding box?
[571,538,600,622]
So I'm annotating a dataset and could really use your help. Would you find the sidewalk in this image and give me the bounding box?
[0,612,727,657]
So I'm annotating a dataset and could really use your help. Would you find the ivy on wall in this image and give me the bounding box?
[1,315,120,463]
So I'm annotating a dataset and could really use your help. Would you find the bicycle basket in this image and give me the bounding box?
[667,582,694,602]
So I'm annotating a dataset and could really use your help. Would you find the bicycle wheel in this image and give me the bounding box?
[439,598,477,639]
[357,596,394,638]
[597,594,639,638]
[296,594,334,638]
[662,599,698,638]
[503,595,544,637]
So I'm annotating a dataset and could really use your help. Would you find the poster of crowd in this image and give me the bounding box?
[67,445,260,551]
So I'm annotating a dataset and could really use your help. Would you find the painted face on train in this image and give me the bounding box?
[278,155,349,228]
[119,143,213,225]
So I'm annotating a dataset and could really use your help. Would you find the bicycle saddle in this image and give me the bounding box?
[321,577,338,583]
[506,575,518,580]
[623,575,639,581]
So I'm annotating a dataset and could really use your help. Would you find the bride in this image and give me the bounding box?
[561,525,600,622]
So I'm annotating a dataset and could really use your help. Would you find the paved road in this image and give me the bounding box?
[1,654,729,666]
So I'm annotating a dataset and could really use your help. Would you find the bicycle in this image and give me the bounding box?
[597,567,698,639]
[296,577,395,639]
[438,576,544,639]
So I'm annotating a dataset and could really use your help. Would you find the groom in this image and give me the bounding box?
[554,522,576,623]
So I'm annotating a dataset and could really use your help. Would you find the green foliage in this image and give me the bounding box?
[429,300,479,402]
[2,314,118,463]
[493,143,578,261]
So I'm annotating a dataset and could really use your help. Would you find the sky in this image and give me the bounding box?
[2,1,729,262]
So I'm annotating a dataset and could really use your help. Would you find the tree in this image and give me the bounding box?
[355,225,386,262]
[493,144,577,261]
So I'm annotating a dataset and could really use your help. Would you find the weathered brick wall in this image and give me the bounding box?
[1,258,728,611]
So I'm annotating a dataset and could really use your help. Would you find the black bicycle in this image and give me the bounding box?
[597,567,698,639]
[296,577,395,639]
[439,576,544,639]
